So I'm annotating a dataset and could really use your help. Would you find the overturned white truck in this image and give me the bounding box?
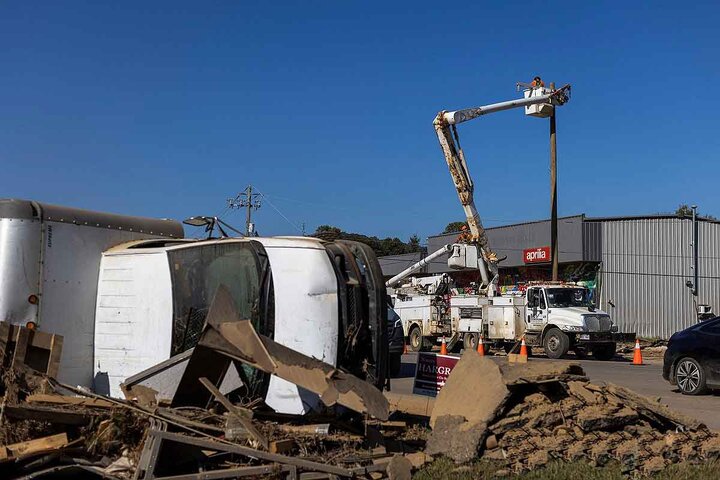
[0,199,389,416]
[93,236,389,415]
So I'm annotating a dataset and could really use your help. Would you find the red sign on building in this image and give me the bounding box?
[523,246,551,264]
[412,352,459,397]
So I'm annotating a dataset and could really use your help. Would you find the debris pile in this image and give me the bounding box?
[0,291,420,479]
[426,352,720,477]
[0,291,717,478]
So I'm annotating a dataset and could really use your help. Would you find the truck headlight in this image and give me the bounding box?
[562,325,586,332]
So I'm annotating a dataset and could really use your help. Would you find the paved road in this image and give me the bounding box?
[390,352,720,430]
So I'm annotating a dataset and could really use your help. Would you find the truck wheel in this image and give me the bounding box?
[408,326,423,353]
[591,343,616,361]
[389,353,402,377]
[463,333,478,352]
[543,328,569,359]
[675,357,707,395]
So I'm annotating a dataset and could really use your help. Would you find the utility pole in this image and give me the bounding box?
[549,82,559,281]
[227,185,262,236]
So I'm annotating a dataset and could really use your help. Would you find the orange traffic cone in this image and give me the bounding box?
[519,336,529,359]
[440,336,448,355]
[632,338,644,365]
[477,335,485,356]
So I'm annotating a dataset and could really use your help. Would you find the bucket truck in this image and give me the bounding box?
[390,81,619,359]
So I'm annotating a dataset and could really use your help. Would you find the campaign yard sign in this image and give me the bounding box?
[412,352,460,397]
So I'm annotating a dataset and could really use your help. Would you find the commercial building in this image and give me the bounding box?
[380,214,720,339]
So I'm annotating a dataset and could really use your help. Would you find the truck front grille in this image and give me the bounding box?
[584,316,612,332]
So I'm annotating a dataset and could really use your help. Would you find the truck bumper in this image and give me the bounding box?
[574,332,620,344]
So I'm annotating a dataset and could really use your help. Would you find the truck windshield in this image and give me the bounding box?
[545,288,591,308]
[168,242,265,355]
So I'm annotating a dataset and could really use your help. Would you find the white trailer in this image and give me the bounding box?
[0,199,183,387]
[94,236,389,415]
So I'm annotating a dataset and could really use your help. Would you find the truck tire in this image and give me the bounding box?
[543,328,569,359]
[408,326,423,353]
[463,333,478,352]
[591,343,616,361]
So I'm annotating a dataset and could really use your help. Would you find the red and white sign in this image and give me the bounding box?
[412,352,459,397]
[523,246,551,264]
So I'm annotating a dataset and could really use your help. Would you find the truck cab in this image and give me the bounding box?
[524,284,617,360]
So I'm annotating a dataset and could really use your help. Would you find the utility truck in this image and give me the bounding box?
[388,80,619,359]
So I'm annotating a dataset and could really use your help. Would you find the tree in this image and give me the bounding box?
[408,234,421,252]
[443,221,468,234]
[676,204,718,220]
[676,204,693,217]
[311,226,424,257]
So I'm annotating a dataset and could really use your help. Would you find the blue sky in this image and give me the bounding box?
[2,2,719,242]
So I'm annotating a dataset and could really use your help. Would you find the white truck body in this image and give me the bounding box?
[0,199,183,388]
[94,236,388,415]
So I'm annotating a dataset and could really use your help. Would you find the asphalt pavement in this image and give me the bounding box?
[390,352,720,431]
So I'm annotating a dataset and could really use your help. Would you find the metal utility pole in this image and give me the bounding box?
[549,82,559,281]
[227,185,262,236]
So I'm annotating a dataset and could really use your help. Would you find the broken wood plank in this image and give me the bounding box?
[26,393,114,408]
[196,287,389,420]
[275,423,331,436]
[4,404,95,425]
[149,430,356,477]
[270,439,296,454]
[199,376,268,450]
[0,433,68,460]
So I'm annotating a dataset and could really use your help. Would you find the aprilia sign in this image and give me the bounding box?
[523,246,551,264]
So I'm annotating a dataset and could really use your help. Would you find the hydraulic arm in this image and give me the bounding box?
[433,83,571,288]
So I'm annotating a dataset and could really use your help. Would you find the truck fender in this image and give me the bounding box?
[405,321,423,338]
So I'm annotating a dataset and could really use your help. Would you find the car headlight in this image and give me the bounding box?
[561,325,586,332]
[611,325,618,333]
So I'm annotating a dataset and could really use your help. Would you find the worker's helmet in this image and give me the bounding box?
[533,76,542,83]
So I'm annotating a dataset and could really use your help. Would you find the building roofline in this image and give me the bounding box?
[431,214,586,238]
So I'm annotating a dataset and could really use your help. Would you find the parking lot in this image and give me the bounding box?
[391,352,720,430]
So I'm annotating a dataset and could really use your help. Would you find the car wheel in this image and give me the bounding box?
[543,328,569,359]
[675,357,707,395]
[591,343,616,361]
[408,326,423,353]
[463,333,478,352]
[389,353,402,377]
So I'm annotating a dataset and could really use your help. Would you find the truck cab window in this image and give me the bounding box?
[168,243,266,355]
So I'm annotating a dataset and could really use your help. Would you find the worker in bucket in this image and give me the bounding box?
[531,76,544,89]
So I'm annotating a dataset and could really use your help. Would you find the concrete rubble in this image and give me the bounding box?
[426,351,719,477]
[0,309,718,478]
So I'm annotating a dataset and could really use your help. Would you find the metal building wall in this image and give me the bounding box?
[594,217,720,339]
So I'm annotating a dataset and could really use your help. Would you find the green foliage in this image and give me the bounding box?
[676,204,718,220]
[311,225,422,257]
[443,221,468,234]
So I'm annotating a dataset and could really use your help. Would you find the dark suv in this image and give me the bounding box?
[663,317,720,395]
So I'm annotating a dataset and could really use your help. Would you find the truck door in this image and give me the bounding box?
[527,288,548,328]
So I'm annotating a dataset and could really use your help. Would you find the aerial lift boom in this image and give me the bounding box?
[433,82,571,289]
